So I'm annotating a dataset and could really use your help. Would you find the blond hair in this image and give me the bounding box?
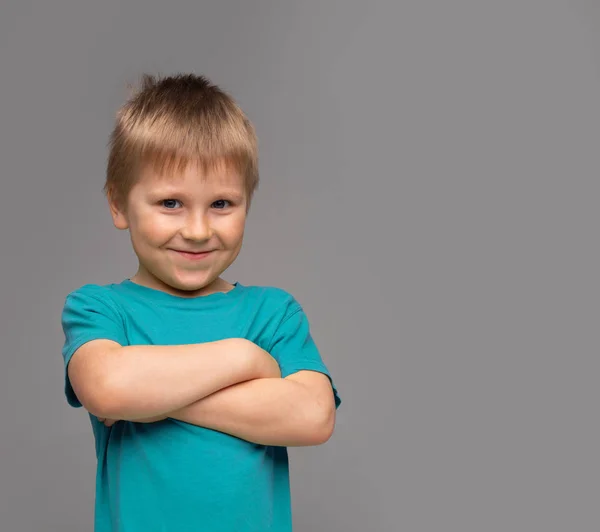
[104,73,259,212]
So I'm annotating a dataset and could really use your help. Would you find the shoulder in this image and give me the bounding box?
[66,283,110,299]
[63,283,122,314]
[241,284,305,321]
[242,283,298,305]
[258,285,296,304]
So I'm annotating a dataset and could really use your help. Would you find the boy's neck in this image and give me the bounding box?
[129,272,234,298]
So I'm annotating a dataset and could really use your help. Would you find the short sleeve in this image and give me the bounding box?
[268,303,341,409]
[60,285,128,408]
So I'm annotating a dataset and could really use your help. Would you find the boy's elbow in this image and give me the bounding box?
[79,376,125,419]
[69,369,112,418]
[320,409,337,443]
[68,340,128,418]
[307,404,336,445]
[93,374,137,419]
[74,366,132,418]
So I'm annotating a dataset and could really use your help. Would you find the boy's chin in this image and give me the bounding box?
[163,272,225,293]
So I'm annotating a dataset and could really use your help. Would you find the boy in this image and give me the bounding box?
[60,73,341,532]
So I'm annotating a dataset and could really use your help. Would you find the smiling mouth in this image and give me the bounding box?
[175,250,214,254]
[171,249,215,259]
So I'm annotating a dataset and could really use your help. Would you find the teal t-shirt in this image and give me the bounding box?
[60,279,341,532]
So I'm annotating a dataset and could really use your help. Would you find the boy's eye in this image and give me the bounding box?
[212,199,231,209]
[160,199,232,210]
[161,199,182,209]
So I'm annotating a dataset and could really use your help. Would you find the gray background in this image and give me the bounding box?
[0,0,597,530]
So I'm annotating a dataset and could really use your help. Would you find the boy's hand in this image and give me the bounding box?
[135,414,169,423]
[97,414,168,426]
[97,417,118,427]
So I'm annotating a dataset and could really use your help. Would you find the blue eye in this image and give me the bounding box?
[212,199,231,209]
[162,199,181,209]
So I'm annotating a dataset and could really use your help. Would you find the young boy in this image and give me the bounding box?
[60,73,341,532]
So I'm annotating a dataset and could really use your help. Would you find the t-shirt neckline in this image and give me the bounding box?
[120,278,243,305]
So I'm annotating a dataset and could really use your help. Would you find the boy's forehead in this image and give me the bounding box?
[138,161,245,192]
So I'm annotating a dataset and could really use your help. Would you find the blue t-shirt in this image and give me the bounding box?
[60,279,341,532]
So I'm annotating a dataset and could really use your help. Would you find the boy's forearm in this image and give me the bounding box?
[165,377,334,447]
[101,338,258,420]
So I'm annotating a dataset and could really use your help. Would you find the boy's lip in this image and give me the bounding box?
[173,249,215,254]
[170,249,216,259]
[170,250,215,263]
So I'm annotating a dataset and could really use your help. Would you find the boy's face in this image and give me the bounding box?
[109,160,248,298]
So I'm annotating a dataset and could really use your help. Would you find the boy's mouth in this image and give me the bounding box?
[171,249,215,260]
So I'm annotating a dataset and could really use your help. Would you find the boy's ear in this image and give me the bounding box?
[107,192,129,230]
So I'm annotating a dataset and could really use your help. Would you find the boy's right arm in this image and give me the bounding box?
[67,338,278,420]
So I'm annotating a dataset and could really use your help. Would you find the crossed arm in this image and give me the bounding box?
[69,338,336,447]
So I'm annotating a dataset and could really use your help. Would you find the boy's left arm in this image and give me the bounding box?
[164,370,335,446]
[104,370,336,446]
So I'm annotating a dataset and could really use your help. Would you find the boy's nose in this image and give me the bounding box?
[180,214,213,241]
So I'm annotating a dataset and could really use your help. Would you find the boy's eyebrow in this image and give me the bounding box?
[150,187,245,201]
